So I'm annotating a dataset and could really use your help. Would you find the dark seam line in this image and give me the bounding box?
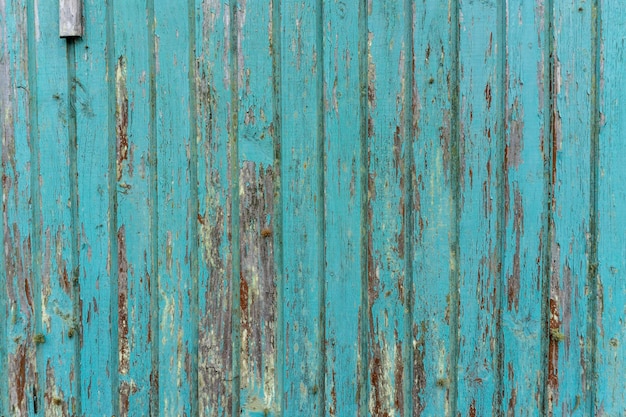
[588,0,601,413]
[495,0,507,414]
[0,4,12,414]
[147,0,159,414]
[104,0,120,413]
[188,0,200,414]
[403,0,415,416]
[316,0,327,415]
[358,0,369,415]
[271,0,284,414]
[229,0,242,415]
[540,0,555,413]
[449,0,461,415]
[66,37,83,417]
[26,0,43,413]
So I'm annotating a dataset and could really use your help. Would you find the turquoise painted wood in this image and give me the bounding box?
[1,1,625,416]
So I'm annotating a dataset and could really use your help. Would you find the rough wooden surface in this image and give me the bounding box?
[1,0,623,416]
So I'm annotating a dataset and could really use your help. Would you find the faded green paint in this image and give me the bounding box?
[1,0,624,416]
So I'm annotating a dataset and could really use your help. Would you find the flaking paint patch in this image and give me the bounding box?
[548,235,561,412]
[116,56,129,182]
[239,163,277,409]
[506,97,524,169]
[198,165,233,413]
[507,188,523,312]
[413,322,426,417]
[42,228,53,332]
[117,225,130,375]
[44,360,69,417]
[8,344,29,415]
[370,339,395,417]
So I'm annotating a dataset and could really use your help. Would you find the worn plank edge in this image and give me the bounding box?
[104,0,121,414]
[66,38,83,416]
[147,0,160,414]
[230,0,242,415]
[187,0,200,413]
[540,0,555,413]
[403,0,415,416]
[495,0,507,411]
[449,0,461,414]
[317,0,327,415]
[358,0,369,415]
[26,0,44,413]
[271,0,285,412]
[587,0,601,412]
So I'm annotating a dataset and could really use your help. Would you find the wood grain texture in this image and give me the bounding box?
[411,1,455,415]
[322,1,366,416]
[501,0,550,415]
[154,0,197,414]
[366,1,413,415]
[112,1,157,414]
[279,1,325,415]
[456,0,504,414]
[32,0,78,414]
[195,1,235,416]
[235,1,279,415]
[596,2,625,414]
[2,0,37,414]
[74,0,114,414]
[2,1,626,416]
[550,1,594,415]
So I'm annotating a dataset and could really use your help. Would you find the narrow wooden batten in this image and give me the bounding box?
[59,0,83,37]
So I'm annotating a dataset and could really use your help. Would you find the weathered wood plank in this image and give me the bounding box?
[74,0,114,414]
[279,0,325,415]
[322,1,366,416]
[153,0,197,414]
[0,5,10,414]
[596,2,626,413]
[113,1,157,414]
[1,0,37,414]
[456,0,503,414]
[366,1,413,416]
[411,1,455,414]
[195,1,235,415]
[31,0,80,413]
[234,1,279,415]
[549,1,594,415]
[501,0,550,414]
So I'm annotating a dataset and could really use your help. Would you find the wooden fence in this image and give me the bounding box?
[1,0,624,415]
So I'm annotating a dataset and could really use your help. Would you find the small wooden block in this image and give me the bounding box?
[59,0,82,37]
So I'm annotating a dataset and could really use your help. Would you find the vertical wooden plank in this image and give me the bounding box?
[153,0,196,414]
[32,0,80,413]
[549,1,593,415]
[195,0,234,415]
[1,0,37,414]
[456,0,504,414]
[595,2,626,413]
[113,0,157,414]
[411,1,455,415]
[234,1,279,415]
[366,1,412,416]
[74,0,115,415]
[0,5,9,413]
[322,0,365,416]
[280,0,325,415]
[501,0,550,414]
